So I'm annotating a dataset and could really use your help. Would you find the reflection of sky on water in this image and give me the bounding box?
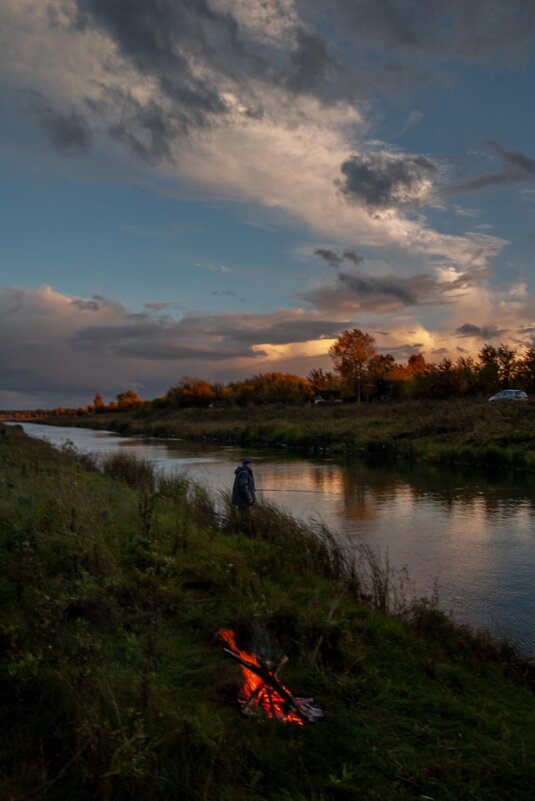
[16,423,535,656]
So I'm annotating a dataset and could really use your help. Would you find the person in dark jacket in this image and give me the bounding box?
[232,458,256,513]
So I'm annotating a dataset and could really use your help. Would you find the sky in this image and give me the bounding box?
[1,0,535,409]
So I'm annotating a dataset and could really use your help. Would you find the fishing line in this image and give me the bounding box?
[257,487,345,496]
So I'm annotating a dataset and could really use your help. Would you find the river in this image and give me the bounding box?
[15,421,535,657]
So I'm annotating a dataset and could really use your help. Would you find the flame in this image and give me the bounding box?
[218,629,303,725]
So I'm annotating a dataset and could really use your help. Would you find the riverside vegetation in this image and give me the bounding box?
[43,397,535,471]
[1,423,535,800]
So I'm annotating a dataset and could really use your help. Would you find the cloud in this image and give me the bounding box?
[323,0,535,64]
[1,0,511,285]
[314,248,364,268]
[30,94,92,154]
[455,323,507,339]
[301,269,443,313]
[445,141,535,195]
[0,285,350,406]
[283,27,338,95]
[143,301,183,311]
[314,248,344,268]
[70,297,105,312]
[343,250,365,266]
[74,0,233,131]
[338,151,438,211]
[212,289,244,300]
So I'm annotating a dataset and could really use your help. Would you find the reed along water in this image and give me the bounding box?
[17,422,535,657]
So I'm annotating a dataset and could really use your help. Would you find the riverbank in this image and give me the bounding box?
[41,397,535,470]
[2,421,535,800]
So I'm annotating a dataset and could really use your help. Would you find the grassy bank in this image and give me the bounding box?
[44,397,535,470]
[2,422,535,800]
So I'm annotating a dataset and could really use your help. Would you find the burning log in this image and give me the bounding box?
[218,629,325,724]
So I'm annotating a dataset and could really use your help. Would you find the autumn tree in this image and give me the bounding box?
[116,389,142,409]
[93,392,105,412]
[227,373,313,405]
[366,354,395,398]
[307,368,339,395]
[406,353,429,376]
[165,377,216,408]
[329,328,376,401]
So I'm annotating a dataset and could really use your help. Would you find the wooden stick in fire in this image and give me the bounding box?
[223,648,306,722]
[241,654,289,713]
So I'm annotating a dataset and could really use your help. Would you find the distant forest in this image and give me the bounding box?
[4,329,535,418]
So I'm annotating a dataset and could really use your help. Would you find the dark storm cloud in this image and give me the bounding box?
[445,141,535,195]
[75,0,240,85]
[338,152,438,210]
[284,27,338,94]
[69,321,256,360]
[173,313,347,347]
[314,248,364,268]
[340,272,418,304]
[30,95,92,154]
[315,0,535,62]
[302,270,441,312]
[73,0,248,134]
[455,323,506,339]
[17,0,535,169]
[67,311,347,361]
[0,287,350,408]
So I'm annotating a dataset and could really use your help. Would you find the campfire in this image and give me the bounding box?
[218,629,324,725]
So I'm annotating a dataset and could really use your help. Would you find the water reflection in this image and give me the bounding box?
[15,422,535,656]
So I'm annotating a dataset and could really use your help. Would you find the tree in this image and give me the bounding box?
[165,377,216,408]
[496,343,517,388]
[407,353,429,376]
[518,345,535,392]
[307,368,339,395]
[329,329,376,401]
[93,392,105,412]
[367,354,396,399]
[116,389,142,409]
[454,356,478,395]
[227,373,312,406]
[477,344,499,393]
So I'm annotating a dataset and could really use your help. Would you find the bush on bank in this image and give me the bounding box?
[1,422,535,800]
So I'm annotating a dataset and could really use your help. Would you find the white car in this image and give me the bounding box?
[488,389,528,402]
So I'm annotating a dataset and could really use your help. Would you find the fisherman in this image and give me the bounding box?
[232,458,256,514]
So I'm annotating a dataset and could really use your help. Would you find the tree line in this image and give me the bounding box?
[3,329,534,418]
[84,329,535,412]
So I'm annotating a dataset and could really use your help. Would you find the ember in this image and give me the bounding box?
[218,629,324,725]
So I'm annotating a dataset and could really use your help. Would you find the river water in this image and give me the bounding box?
[16,422,535,656]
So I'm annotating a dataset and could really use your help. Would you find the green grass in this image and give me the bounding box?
[1,422,535,800]
[42,397,535,470]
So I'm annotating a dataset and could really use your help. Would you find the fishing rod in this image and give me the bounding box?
[257,487,345,496]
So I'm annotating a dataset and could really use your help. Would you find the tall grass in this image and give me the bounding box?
[43,397,535,470]
[2,424,535,801]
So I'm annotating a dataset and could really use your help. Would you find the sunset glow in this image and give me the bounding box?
[1,1,534,407]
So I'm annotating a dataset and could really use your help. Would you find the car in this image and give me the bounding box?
[488,389,528,402]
